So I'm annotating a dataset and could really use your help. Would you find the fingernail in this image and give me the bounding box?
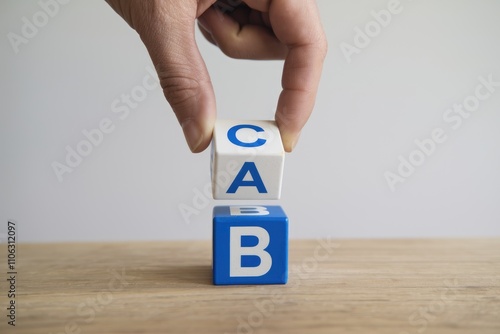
[287,132,301,152]
[182,120,203,152]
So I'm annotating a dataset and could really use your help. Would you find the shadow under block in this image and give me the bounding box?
[211,120,285,200]
[213,205,288,285]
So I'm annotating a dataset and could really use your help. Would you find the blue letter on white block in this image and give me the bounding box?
[226,162,267,194]
[227,124,267,148]
[213,205,288,285]
[211,120,285,200]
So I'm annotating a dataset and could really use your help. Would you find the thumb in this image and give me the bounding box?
[137,10,216,153]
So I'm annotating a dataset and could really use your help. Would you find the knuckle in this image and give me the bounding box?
[217,42,245,59]
[313,30,328,60]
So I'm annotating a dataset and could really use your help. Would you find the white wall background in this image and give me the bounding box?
[1,0,499,242]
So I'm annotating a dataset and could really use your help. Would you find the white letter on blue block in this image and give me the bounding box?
[230,206,269,216]
[230,227,272,277]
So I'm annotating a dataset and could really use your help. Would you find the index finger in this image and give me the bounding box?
[245,0,327,151]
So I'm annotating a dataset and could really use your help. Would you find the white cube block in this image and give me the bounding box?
[211,120,285,200]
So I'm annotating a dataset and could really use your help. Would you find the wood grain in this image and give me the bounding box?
[1,239,499,334]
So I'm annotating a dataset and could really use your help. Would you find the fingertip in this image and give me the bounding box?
[181,116,215,153]
[277,123,301,153]
[197,21,217,47]
[283,132,300,153]
[181,119,201,153]
[197,117,216,153]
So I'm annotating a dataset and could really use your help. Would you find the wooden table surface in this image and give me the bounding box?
[1,239,499,334]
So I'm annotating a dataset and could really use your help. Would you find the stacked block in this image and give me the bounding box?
[211,120,285,200]
[213,205,288,285]
[211,120,288,285]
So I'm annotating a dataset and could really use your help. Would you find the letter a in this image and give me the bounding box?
[226,162,267,194]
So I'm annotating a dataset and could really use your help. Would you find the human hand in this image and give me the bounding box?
[106,0,327,152]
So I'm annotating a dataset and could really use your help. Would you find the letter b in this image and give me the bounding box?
[213,205,288,285]
[230,206,270,216]
[230,226,272,277]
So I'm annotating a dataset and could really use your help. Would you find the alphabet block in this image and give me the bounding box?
[213,205,288,285]
[211,120,285,200]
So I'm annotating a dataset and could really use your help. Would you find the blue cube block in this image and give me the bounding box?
[213,205,288,285]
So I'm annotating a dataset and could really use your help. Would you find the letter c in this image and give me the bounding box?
[227,124,266,147]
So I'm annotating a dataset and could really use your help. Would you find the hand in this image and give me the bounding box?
[106,0,327,152]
